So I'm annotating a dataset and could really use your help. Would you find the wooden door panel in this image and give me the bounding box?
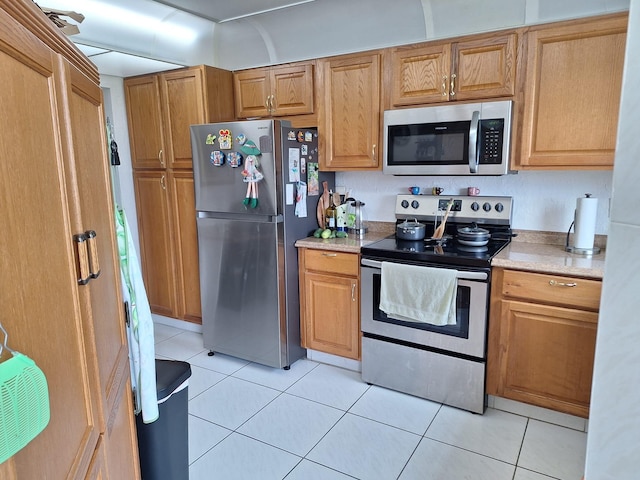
[169,171,202,322]
[304,272,359,359]
[0,11,99,477]
[501,300,597,416]
[320,54,380,170]
[520,16,626,167]
[389,43,450,106]
[63,59,131,422]
[162,69,206,169]
[234,68,271,118]
[124,75,164,169]
[270,64,314,116]
[133,171,177,317]
[453,33,516,100]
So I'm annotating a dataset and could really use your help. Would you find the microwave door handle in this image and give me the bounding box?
[469,110,480,173]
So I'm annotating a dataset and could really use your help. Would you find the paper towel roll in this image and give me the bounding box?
[574,195,598,249]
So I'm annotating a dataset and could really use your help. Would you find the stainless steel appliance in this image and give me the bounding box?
[191,120,334,369]
[360,194,513,413]
[383,100,513,176]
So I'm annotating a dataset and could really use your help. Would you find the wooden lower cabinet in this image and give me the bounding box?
[133,170,178,317]
[487,268,601,418]
[299,249,360,359]
[169,171,202,322]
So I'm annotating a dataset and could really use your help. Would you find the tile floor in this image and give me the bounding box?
[153,323,588,480]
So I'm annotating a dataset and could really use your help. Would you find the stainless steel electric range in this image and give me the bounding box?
[360,194,513,414]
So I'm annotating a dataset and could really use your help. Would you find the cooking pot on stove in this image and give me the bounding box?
[396,219,427,241]
[457,224,491,246]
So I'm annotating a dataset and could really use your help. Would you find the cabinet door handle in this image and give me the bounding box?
[160,174,166,190]
[372,144,377,161]
[549,280,577,287]
[270,94,275,114]
[265,96,270,111]
[442,75,448,96]
[450,73,456,97]
[351,282,356,302]
[158,149,165,167]
[85,230,101,279]
[321,253,337,257]
[74,232,91,285]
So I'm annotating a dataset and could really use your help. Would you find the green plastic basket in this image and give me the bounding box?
[0,352,50,464]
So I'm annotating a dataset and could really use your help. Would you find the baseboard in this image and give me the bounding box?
[152,314,203,334]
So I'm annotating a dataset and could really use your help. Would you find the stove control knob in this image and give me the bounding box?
[495,202,504,213]
[411,200,419,209]
[471,202,480,211]
[401,199,409,209]
[483,202,492,212]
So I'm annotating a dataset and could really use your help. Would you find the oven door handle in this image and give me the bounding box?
[361,258,488,281]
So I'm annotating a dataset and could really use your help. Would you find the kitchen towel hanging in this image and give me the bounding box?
[116,206,158,424]
[379,262,457,326]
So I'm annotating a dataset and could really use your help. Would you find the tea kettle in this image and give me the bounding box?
[345,198,368,238]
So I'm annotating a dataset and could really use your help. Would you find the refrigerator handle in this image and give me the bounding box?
[197,211,283,223]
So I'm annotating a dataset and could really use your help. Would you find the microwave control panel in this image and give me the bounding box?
[479,119,504,165]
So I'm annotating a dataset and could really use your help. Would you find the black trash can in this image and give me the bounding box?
[136,359,192,480]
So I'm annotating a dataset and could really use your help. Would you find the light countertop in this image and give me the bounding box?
[491,241,605,279]
[295,225,606,279]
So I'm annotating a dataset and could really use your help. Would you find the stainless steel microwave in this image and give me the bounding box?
[383,100,512,176]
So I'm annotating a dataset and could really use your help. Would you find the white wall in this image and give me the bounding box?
[585,0,640,477]
[336,170,613,233]
[100,75,140,253]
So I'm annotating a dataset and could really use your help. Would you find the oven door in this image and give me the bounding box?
[360,259,489,359]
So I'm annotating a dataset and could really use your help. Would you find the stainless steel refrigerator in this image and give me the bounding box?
[191,119,333,368]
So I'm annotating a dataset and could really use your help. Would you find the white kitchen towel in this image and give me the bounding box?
[379,262,458,325]
[116,206,159,424]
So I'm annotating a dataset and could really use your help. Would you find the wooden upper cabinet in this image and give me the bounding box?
[161,68,207,169]
[318,52,381,170]
[125,65,234,170]
[123,75,165,169]
[518,13,627,169]
[387,32,516,107]
[454,33,517,100]
[234,62,314,118]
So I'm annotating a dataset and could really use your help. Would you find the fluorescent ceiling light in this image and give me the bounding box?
[76,0,198,43]
[218,0,316,23]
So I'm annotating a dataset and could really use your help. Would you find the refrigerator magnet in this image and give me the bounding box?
[235,133,247,145]
[205,133,216,145]
[210,151,225,166]
[228,151,243,168]
[304,131,313,142]
[301,144,308,155]
[218,129,232,149]
[296,131,304,142]
[287,131,296,141]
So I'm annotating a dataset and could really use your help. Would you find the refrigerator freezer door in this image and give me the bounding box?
[197,216,288,368]
[191,121,280,217]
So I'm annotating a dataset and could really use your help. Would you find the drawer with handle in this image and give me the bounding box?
[500,269,601,311]
[303,249,359,276]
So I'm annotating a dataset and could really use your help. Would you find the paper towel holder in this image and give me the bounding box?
[565,193,601,256]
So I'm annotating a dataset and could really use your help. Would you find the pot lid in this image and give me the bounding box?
[458,225,489,235]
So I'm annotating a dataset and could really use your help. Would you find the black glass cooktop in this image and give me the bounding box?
[361,234,511,268]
